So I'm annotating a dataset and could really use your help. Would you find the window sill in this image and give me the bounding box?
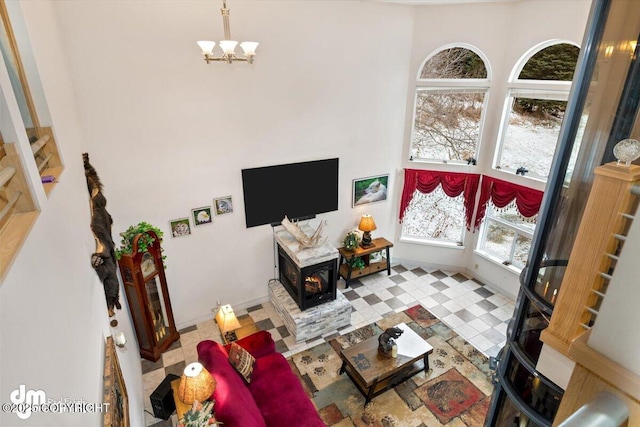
[408,158,476,168]
[399,235,465,250]
[473,249,523,275]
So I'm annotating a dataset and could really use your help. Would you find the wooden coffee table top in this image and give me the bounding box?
[340,322,433,386]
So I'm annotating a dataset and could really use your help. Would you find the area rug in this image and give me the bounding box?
[288,305,494,427]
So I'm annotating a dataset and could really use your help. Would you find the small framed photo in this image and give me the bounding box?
[192,206,213,226]
[169,217,191,238]
[353,174,389,207]
[214,196,234,215]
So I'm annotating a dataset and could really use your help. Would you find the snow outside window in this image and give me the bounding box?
[410,46,489,164]
[477,202,536,270]
[494,42,579,181]
[401,186,465,245]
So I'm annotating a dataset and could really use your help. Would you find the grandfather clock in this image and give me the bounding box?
[117,231,179,361]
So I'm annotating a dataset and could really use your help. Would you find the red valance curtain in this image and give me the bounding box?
[474,176,544,230]
[399,169,480,230]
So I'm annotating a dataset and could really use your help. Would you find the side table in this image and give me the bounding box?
[338,237,393,288]
[219,315,259,345]
[171,379,192,421]
[171,379,218,423]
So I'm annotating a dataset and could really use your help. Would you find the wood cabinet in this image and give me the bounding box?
[117,231,179,361]
[338,237,393,287]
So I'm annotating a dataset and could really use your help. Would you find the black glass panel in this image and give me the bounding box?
[493,389,546,427]
[506,356,562,422]
[515,299,548,363]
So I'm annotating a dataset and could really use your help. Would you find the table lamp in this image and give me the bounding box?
[178,362,216,404]
[215,304,241,343]
[358,215,377,248]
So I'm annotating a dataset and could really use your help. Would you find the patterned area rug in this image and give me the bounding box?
[288,305,494,427]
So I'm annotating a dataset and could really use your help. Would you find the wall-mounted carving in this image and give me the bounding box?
[83,153,121,316]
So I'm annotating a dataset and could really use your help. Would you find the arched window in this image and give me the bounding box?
[409,45,490,164]
[493,42,580,180]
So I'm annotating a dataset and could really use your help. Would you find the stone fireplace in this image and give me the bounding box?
[271,225,351,342]
[274,225,339,310]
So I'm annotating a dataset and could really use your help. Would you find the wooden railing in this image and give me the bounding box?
[539,162,640,426]
[28,126,62,195]
[540,163,640,355]
[0,142,38,282]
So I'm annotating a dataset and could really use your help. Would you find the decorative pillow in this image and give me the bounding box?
[228,342,256,383]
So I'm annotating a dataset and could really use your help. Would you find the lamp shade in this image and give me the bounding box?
[197,40,216,55]
[358,215,377,232]
[219,40,238,55]
[178,362,216,404]
[215,304,241,333]
[240,41,259,56]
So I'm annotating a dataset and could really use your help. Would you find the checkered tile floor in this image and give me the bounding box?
[144,263,514,426]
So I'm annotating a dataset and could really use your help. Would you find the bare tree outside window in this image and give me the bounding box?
[421,47,487,79]
[410,47,488,163]
[412,90,485,161]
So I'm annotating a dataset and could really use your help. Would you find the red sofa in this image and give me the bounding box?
[197,331,326,427]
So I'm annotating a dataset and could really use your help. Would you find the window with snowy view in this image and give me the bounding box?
[495,43,580,180]
[477,202,536,268]
[401,186,466,244]
[410,46,489,163]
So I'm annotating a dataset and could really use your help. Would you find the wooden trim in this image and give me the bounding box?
[540,328,570,357]
[553,364,640,426]
[569,331,640,402]
[543,163,640,352]
[0,211,39,282]
[0,0,40,129]
[554,331,640,426]
[0,142,38,283]
[0,143,36,213]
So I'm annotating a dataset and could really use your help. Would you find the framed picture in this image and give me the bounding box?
[169,217,191,238]
[192,206,213,226]
[103,336,129,427]
[353,174,389,207]
[214,196,234,215]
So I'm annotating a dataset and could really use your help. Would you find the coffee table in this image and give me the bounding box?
[338,322,433,405]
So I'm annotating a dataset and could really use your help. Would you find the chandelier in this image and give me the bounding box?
[197,0,258,64]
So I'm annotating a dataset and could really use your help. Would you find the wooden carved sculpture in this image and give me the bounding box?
[281,215,327,248]
[83,153,121,316]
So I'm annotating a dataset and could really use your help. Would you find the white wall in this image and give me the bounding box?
[393,0,591,298]
[45,0,414,328]
[0,2,144,426]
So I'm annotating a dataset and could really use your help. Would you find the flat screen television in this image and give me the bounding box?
[241,158,339,228]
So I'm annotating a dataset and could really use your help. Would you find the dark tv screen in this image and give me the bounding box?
[241,158,339,228]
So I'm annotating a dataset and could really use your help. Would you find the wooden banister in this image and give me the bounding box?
[540,162,640,356]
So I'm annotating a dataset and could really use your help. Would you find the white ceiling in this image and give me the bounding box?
[377,0,522,4]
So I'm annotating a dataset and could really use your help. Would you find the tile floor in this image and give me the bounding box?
[144,263,515,426]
